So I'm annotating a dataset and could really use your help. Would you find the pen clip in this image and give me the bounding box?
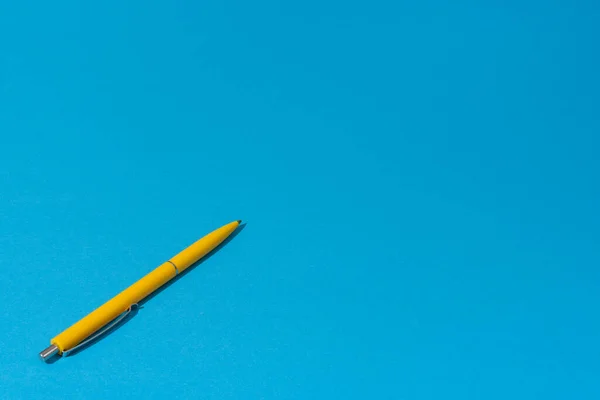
[62,304,138,357]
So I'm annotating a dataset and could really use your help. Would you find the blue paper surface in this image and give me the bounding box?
[1,1,599,398]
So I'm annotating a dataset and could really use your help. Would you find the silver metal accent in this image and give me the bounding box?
[39,344,60,362]
[167,260,179,275]
[62,304,137,357]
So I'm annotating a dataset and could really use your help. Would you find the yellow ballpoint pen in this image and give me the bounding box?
[39,220,241,361]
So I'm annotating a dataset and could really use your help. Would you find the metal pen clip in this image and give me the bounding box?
[39,304,139,361]
[62,304,138,357]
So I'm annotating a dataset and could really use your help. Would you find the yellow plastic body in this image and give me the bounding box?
[51,220,240,352]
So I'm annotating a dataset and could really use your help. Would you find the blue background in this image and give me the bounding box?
[1,1,599,398]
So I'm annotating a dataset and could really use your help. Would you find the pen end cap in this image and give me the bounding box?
[39,344,60,362]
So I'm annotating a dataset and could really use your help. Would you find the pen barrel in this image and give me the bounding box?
[169,220,240,272]
[49,220,240,354]
[51,262,177,352]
